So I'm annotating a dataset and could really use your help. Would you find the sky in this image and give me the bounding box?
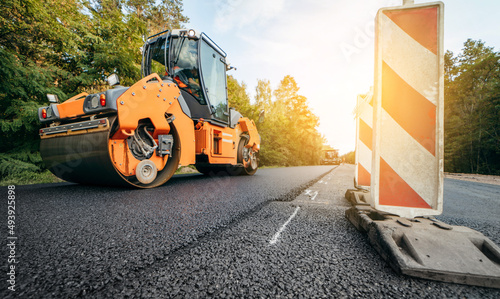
[182,0,500,155]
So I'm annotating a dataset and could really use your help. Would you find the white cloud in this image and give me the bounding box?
[214,0,285,32]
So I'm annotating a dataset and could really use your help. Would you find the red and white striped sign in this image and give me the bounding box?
[355,90,373,189]
[372,2,444,218]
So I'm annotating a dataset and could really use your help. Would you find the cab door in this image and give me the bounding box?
[199,39,229,124]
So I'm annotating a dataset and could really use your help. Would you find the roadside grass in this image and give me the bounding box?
[0,170,63,186]
[175,165,199,174]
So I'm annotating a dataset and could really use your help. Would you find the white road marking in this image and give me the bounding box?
[269,206,300,245]
[310,191,319,201]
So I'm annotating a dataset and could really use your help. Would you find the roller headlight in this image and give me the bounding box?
[91,95,99,109]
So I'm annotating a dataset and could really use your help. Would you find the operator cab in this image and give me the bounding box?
[141,29,229,125]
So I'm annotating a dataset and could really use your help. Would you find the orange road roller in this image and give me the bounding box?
[38,29,260,188]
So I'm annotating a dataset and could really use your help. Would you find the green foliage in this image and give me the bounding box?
[269,76,324,166]
[228,76,324,167]
[227,75,257,119]
[341,151,355,164]
[0,150,49,186]
[0,0,188,185]
[0,170,62,186]
[445,39,500,174]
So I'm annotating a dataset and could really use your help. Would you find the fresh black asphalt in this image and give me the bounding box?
[438,178,500,245]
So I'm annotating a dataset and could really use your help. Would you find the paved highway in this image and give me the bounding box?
[1,165,499,298]
[438,178,500,245]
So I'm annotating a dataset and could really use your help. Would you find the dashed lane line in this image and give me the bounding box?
[269,206,301,245]
[310,191,319,201]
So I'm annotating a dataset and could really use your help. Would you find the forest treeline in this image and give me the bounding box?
[0,0,324,185]
[445,40,500,175]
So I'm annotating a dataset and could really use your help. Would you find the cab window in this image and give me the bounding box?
[171,38,206,104]
[144,36,168,77]
[199,41,228,123]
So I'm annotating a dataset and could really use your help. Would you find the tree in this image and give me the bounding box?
[226,76,325,167]
[0,0,189,184]
[341,151,355,164]
[252,76,324,166]
[0,0,95,181]
[254,79,272,111]
[274,76,323,166]
[227,75,256,119]
[444,39,500,174]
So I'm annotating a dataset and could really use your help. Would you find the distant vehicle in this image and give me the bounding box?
[321,149,341,165]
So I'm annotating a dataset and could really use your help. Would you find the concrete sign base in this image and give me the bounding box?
[345,205,500,289]
[344,189,371,206]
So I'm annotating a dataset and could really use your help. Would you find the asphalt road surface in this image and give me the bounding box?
[1,165,499,298]
[438,178,500,245]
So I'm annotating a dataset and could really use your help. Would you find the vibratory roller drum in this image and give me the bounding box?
[39,74,188,188]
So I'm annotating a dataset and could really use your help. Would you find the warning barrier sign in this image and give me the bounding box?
[355,90,373,189]
[372,2,444,218]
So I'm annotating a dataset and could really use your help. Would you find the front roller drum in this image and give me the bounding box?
[40,118,180,188]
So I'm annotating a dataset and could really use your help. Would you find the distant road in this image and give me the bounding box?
[1,165,499,298]
[438,178,500,244]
